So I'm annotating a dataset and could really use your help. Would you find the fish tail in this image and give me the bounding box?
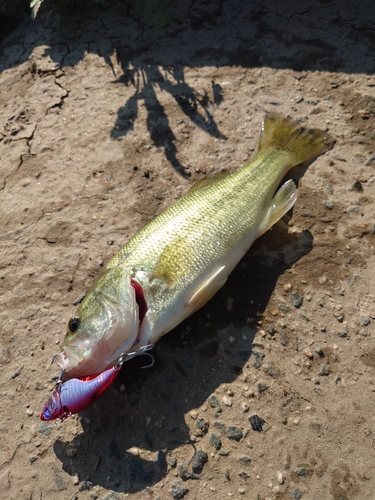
[258,113,335,164]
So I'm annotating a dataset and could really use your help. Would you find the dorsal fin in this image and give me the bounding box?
[187,170,230,194]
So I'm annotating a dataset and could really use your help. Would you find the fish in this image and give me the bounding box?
[54,113,334,380]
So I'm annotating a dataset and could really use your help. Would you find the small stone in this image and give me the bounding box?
[26,408,34,416]
[351,180,363,192]
[241,402,249,413]
[277,471,284,484]
[188,410,198,420]
[228,335,236,344]
[195,418,209,436]
[222,395,232,406]
[335,313,344,323]
[178,464,197,481]
[267,325,276,336]
[290,488,303,500]
[224,426,243,441]
[167,454,177,468]
[291,291,303,308]
[361,316,371,327]
[337,331,348,338]
[208,395,222,416]
[219,450,229,456]
[303,348,313,359]
[278,303,290,312]
[249,414,267,432]
[39,422,51,436]
[318,364,330,376]
[73,474,79,485]
[296,467,308,476]
[322,200,334,209]
[238,488,245,495]
[171,481,189,499]
[251,351,265,369]
[315,348,324,357]
[210,432,222,450]
[191,450,208,473]
[239,455,251,463]
[257,382,268,393]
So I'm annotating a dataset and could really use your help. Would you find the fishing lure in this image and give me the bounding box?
[40,345,154,421]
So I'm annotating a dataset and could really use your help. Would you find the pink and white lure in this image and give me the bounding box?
[40,365,120,421]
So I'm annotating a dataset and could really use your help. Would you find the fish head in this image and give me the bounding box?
[54,268,140,379]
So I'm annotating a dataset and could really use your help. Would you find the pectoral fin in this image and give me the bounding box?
[186,265,227,313]
[259,179,297,235]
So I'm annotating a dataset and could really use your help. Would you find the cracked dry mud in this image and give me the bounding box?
[0,1,375,499]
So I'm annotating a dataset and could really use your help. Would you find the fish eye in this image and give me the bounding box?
[68,316,81,333]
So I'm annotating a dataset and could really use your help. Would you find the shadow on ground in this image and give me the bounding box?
[1,0,374,175]
[53,221,313,493]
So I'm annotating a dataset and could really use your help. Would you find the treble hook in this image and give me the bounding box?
[116,344,155,369]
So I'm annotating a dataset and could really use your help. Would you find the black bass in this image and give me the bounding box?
[55,114,334,379]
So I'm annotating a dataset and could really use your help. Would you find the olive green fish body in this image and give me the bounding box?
[56,114,334,378]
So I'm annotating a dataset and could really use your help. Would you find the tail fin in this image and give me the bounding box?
[258,113,335,164]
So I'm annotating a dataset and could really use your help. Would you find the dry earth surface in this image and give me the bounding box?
[0,1,375,499]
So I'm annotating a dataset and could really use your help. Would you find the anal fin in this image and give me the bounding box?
[259,179,297,235]
[186,265,227,313]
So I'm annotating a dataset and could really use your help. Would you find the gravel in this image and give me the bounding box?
[291,291,304,308]
[171,481,189,499]
[191,449,208,473]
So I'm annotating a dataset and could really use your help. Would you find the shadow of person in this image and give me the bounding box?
[53,220,313,494]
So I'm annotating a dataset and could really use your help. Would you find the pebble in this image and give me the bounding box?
[315,348,324,357]
[291,291,303,308]
[278,303,291,312]
[191,449,208,473]
[249,414,267,432]
[257,382,268,393]
[239,455,251,463]
[337,331,348,338]
[73,474,79,485]
[303,348,314,359]
[225,426,243,441]
[351,180,363,192]
[210,432,222,450]
[188,410,198,419]
[318,364,330,376]
[171,481,189,499]
[290,488,302,500]
[322,200,334,209]
[167,454,177,468]
[251,351,265,369]
[195,418,209,436]
[241,402,249,413]
[238,488,245,495]
[296,467,308,476]
[208,395,222,416]
[277,471,284,484]
[222,395,232,406]
[361,316,371,327]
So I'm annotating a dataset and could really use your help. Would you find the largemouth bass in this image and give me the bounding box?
[55,114,334,379]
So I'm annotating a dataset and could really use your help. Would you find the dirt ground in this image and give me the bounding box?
[1,1,375,499]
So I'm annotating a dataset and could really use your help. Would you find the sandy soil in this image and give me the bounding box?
[0,1,375,499]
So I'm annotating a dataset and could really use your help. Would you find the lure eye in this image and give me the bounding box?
[68,316,81,333]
